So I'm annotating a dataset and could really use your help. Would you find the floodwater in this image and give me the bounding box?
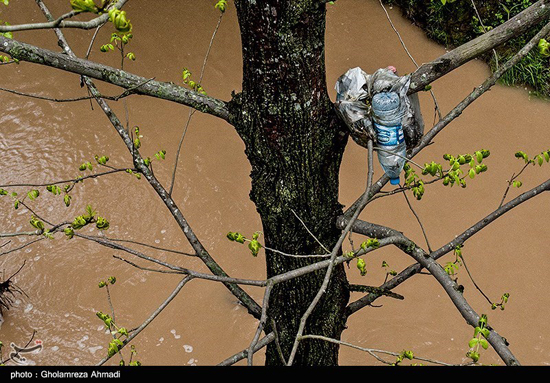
[0,0,549,366]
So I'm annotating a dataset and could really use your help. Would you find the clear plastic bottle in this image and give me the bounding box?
[371,91,407,185]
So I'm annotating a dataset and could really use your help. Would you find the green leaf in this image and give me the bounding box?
[95,155,109,165]
[515,151,529,163]
[248,239,262,257]
[467,350,480,362]
[64,227,75,239]
[30,216,44,232]
[234,233,245,244]
[478,314,488,327]
[356,258,367,276]
[155,150,166,160]
[402,350,414,360]
[70,0,98,13]
[215,0,227,13]
[84,205,96,219]
[227,231,245,244]
[46,185,61,195]
[476,151,483,163]
[71,215,87,230]
[480,338,489,350]
[108,9,132,33]
[538,38,550,57]
[96,216,110,230]
[27,189,40,201]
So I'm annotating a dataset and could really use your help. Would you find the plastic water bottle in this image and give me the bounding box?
[371,91,407,185]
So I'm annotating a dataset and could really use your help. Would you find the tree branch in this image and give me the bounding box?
[0,0,130,32]
[31,2,259,320]
[0,36,230,121]
[408,0,550,92]
[340,178,550,313]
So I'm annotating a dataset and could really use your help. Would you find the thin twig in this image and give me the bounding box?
[96,275,194,366]
[470,0,500,70]
[0,78,155,103]
[378,0,442,120]
[498,162,531,208]
[290,208,330,253]
[401,187,432,252]
[299,334,456,366]
[168,12,224,195]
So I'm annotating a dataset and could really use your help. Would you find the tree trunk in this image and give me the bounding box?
[229,0,350,366]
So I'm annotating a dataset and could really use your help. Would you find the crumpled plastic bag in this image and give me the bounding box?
[334,66,424,149]
[334,67,374,148]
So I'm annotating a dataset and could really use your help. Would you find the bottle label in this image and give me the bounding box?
[374,123,404,146]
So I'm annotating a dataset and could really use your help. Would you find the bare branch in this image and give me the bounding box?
[0,36,230,121]
[299,334,457,366]
[0,168,131,189]
[217,332,276,366]
[0,77,155,103]
[341,178,550,315]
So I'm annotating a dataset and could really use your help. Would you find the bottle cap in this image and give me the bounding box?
[389,177,400,185]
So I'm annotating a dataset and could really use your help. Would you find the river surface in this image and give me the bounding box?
[0,0,549,366]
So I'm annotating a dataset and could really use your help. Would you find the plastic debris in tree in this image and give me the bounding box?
[334,66,424,185]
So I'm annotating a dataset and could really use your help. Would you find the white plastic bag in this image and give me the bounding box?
[334,66,424,149]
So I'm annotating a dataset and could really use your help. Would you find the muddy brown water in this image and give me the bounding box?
[0,0,549,366]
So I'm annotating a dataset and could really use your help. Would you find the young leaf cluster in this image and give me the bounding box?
[352,239,381,277]
[466,314,490,363]
[227,231,263,257]
[512,149,550,188]
[442,149,490,185]
[539,39,550,58]
[491,292,510,311]
[65,205,109,239]
[392,350,414,366]
[101,32,135,62]
[182,68,206,95]
[95,277,140,365]
[215,0,227,13]
[515,149,550,167]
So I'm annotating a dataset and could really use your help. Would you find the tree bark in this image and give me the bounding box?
[229,0,350,366]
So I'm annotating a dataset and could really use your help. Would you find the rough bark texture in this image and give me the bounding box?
[229,0,350,366]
